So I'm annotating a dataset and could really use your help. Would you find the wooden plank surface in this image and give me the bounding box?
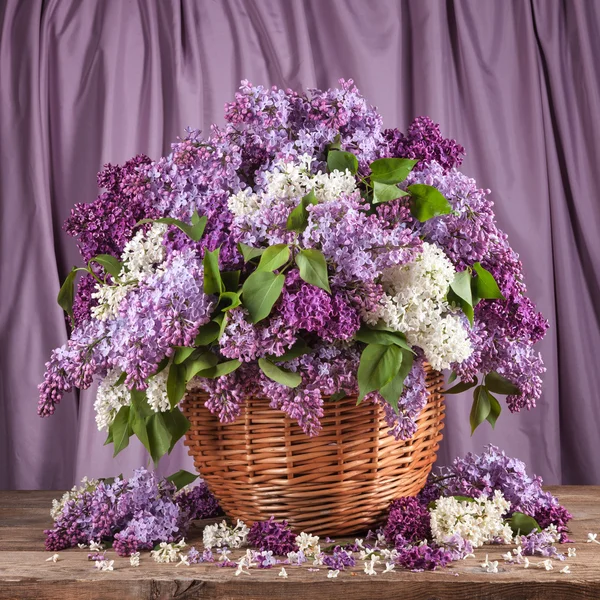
[0,486,600,599]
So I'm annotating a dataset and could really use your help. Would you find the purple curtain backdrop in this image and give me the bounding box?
[1,0,599,490]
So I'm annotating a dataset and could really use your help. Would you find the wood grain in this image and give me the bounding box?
[1,487,600,599]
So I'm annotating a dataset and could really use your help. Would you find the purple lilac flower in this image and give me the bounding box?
[395,542,454,571]
[383,496,431,547]
[255,550,278,568]
[247,517,298,555]
[187,547,214,564]
[520,532,565,559]
[322,547,356,570]
[175,481,223,522]
[383,116,465,171]
[45,468,221,556]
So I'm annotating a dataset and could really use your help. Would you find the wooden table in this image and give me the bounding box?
[1,487,600,599]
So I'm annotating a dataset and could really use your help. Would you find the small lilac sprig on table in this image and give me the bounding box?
[38,79,548,464]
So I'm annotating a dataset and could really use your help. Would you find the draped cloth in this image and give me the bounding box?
[1,0,598,488]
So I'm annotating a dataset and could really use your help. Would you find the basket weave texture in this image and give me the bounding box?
[183,364,445,535]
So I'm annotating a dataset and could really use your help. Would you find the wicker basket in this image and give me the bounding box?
[182,364,445,535]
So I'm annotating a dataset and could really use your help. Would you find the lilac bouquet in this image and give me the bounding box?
[39,80,547,463]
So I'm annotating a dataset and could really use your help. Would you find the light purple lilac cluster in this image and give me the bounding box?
[45,469,221,556]
[40,79,548,443]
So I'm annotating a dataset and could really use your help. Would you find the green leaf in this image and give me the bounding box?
[447,288,474,326]
[287,190,318,232]
[452,495,476,503]
[203,248,224,295]
[407,184,452,222]
[112,406,131,457]
[354,326,414,352]
[166,362,187,408]
[472,262,504,304]
[195,359,242,379]
[256,244,290,272]
[450,271,473,308]
[238,243,265,263]
[104,427,113,446]
[221,270,241,292]
[194,321,221,346]
[326,135,342,152]
[295,249,330,293]
[508,512,542,536]
[130,389,153,420]
[445,377,478,394]
[184,349,219,381]
[470,385,492,434]
[214,312,229,339]
[448,371,458,384]
[89,254,123,279]
[173,347,195,365]
[330,390,348,402]
[161,407,191,453]
[369,158,418,184]
[115,372,127,386]
[270,339,311,361]
[57,267,78,318]
[372,181,409,204]
[166,469,198,491]
[486,391,502,428]
[137,212,207,242]
[241,271,285,323]
[129,409,151,456]
[357,344,404,401]
[146,413,172,464]
[484,371,520,396]
[217,291,241,312]
[379,349,414,411]
[258,358,302,388]
[327,150,359,175]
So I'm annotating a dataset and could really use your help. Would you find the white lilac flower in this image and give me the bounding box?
[145,368,170,413]
[560,565,571,574]
[235,549,257,576]
[327,569,340,578]
[177,554,191,567]
[502,551,513,561]
[228,189,261,217]
[120,223,168,280]
[278,567,288,578]
[89,541,104,552]
[94,559,114,571]
[364,242,472,371]
[486,560,499,574]
[151,540,187,563]
[203,520,249,550]
[295,532,320,557]
[46,553,59,563]
[286,550,306,565]
[568,548,577,557]
[540,559,553,571]
[94,370,130,431]
[363,556,380,576]
[91,223,168,322]
[587,533,599,544]
[130,552,140,567]
[383,562,396,573]
[430,490,512,548]
[524,557,530,569]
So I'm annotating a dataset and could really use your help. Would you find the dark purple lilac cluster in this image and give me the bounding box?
[395,542,454,571]
[383,496,431,547]
[45,469,221,556]
[247,517,298,555]
[383,116,465,171]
